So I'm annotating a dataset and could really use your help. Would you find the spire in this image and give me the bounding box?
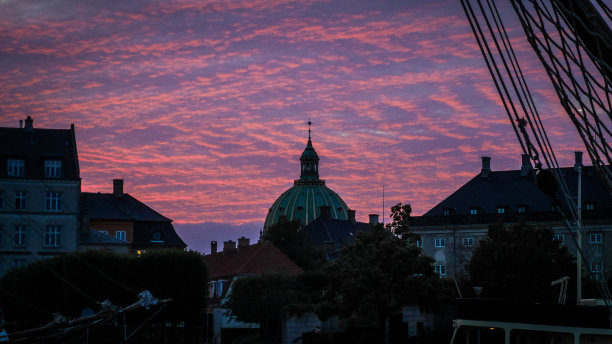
[298,119,321,183]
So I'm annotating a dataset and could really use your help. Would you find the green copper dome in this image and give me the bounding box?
[264,133,350,229]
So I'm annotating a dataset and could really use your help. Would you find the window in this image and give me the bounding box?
[7,159,25,177]
[151,231,163,243]
[15,191,27,210]
[443,208,453,216]
[297,206,303,211]
[44,226,62,247]
[14,225,26,246]
[434,237,446,248]
[45,192,62,211]
[415,239,423,248]
[44,160,62,178]
[116,230,126,241]
[590,233,602,244]
[585,203,595,211]
[517,205,528,213]
[98,230,108,235]
[435,265,446,277]
[591,262,603,281]
[497,207,506,214]
[12,259,26,268]
[469,207,480,215]
[553,234,565,244]
[463,237,474,247]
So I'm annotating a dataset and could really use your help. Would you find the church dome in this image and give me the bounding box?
[264,126,350,229]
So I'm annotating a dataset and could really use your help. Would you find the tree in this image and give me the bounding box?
[386,202,416,241]
[263,219,326,271]
[468,221,575,303]
[0,249,208,341]
[224,271,327,343]
[318,224,453,332]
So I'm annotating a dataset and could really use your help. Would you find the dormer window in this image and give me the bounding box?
[7,159,25,177]
[44,160,62,178]
[469,207,480,215]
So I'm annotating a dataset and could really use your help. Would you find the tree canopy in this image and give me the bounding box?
[262,219,326,271]
[0,249,208,331]
[468,221,575,303]
[319,224,453,329]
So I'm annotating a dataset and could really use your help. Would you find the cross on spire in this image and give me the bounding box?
[308,118,312,139]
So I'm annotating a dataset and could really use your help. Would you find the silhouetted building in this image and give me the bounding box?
[410,153,612,279]
[0,116,81,273]
[80,179,186,251]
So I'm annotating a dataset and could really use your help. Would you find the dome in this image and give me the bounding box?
[264,129,350,229]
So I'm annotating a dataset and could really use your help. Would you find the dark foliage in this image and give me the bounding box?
[319,224,454,330]
[262,219,326,271]
[468,221,575,303]
[0,249,208,333]
[224,271,327,343]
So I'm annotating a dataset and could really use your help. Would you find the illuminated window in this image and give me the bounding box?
[45,192,62,211]
[585,203,595,211]
[44,226,62,247]
[15,191,27,210]
[435,265,446,276]
[469,207,480,215]
[463,237,474,247]
[497,207,507,214]
[434,237,446,248]
[7,159,24,177]
[116,231,126,241]
[44,160,62,178]
[553,234,565,244]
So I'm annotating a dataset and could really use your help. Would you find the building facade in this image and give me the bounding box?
[0,116,81,273]
[410,153,612,280]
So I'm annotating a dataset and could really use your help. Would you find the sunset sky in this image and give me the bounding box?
[0,0,584,252]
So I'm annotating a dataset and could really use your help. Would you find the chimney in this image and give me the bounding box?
[348,209,356,223]
[574,151,584,171]
[238,237,250,249]
[211,241,218,254]
[223,240,236,253]
[520,154,532,177]
[481,156,491,178]
[24,116,34,132]
[80,210,90,235]
[319,206,331,220]
[19,120,23,128]
[369,214,379,225]
[113,179,124,198]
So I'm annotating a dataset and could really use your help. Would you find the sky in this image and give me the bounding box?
[0,0,586,253]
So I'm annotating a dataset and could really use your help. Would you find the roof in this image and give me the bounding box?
[80,192,171,222]
[132,221,186,248]
[412,165,612,226]
[0,120,79,180]
[303,216,370,248]
[204,242,303,280]
[79,229,131,246]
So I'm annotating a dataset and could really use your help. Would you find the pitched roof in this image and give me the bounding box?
[204,242,303,280]
[79,229,131,246]
[424,166,611,217]
[132,221,186,248]
[0,125,79,180]
[303,217,370,248]
[80,192,170,222]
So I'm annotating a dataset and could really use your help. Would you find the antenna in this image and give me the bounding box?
[382,185,385,225]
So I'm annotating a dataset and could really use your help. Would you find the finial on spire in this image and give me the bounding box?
[308,118,312,139]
